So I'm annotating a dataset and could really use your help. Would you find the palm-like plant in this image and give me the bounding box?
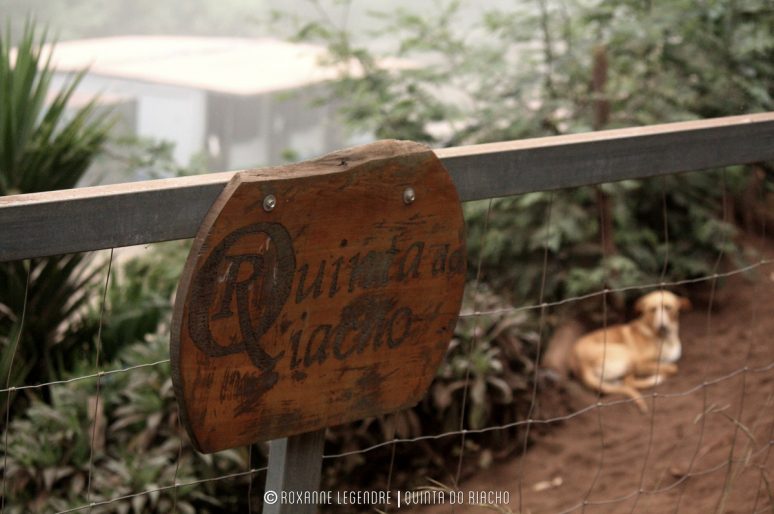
[0,20,113,415]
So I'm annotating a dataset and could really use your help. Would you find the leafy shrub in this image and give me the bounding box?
[465,170,745,317]
[97,241,190,363]
[277,0,771,312]
[1,328,252,513]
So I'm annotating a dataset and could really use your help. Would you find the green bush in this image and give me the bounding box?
[278,0,772,311]
[98,241,190,363]
[1,329,251,513]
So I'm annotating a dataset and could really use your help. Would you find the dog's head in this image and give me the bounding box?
[634,290,691,338]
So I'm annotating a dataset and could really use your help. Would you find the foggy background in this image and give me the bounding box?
[4,0,529,185]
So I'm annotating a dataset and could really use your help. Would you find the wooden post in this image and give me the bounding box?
[263,430,326,514]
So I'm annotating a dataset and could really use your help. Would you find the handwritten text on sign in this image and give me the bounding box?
[171,141,466,453]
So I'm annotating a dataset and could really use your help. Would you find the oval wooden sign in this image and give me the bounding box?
[171,140,466,453]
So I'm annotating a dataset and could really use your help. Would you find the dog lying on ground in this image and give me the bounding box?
[568,290,691,412]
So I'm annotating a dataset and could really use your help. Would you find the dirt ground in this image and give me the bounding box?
[419,240,774,514]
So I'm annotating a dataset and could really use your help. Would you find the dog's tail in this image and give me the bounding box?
[577,366,648,412]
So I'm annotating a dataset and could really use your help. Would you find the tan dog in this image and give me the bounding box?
[569,291,691,411]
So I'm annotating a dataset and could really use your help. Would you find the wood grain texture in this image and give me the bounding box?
[264,429,326,514]
[3,113,772,262]
[170,140,466,453]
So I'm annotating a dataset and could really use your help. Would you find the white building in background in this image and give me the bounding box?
[47,36,364,183]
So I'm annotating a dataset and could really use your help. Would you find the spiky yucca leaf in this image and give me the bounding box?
[0,20,111,194]
[0,20,113,417]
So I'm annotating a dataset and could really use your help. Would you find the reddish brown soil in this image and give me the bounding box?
[420,243,774,514]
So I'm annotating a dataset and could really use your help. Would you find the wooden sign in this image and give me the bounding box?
[170,140,466,453]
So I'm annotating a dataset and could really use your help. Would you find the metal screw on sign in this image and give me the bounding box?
[263,194,277,212]
[403,187,416,205]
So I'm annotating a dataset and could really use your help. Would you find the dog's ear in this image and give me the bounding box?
[634,296,646,314]
[679,296,692,311]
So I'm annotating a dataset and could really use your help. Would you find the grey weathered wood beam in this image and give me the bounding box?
[263,430,327,514]
[1,113,773,261]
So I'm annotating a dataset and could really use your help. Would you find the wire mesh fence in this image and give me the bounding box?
[1,117,773,513]
[2,243,772,512]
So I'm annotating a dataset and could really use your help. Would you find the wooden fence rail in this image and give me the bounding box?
[1,113,773,262]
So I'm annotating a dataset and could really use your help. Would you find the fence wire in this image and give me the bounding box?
[3,258,768,397]
[1,171,773,514]
[2,261,771,513]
